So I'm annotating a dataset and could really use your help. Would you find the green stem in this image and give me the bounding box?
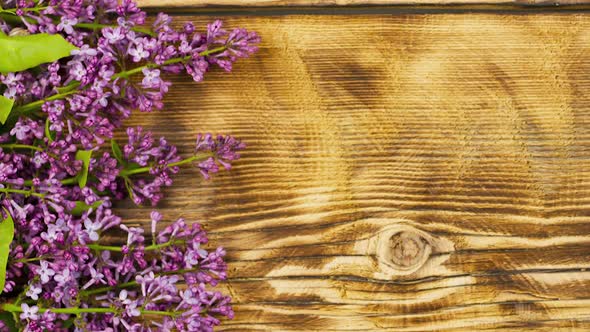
[85,244,121,251]
[14,256,42,263]
[0,144,44,152]
[141,310,177,317]
[81,280,137,297]
[0,188,44,198]
[119,153,211,177]
[60,177,77,185]
[80,268,197,297]
[10,45,229,117]
[87,239,178,253]
[1,303,176,316]
[74,23,155,37]
[12,89,79,116]
[0,6,48,14]
[22,176,76,187]
[0,143,59,160]
[112,45,228,80]
[10,153,210,188]
[2,303,113,314]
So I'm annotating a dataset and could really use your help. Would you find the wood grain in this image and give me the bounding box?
[137,0,590,9]
[119,14,590,331]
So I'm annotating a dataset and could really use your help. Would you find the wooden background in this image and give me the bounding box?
[127,2,590,331]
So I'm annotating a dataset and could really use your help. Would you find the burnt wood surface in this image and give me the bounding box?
[122,10,590,331]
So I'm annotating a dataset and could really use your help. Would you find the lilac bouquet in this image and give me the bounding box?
[0,0,259,331]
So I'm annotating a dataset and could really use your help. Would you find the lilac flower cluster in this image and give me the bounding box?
[195,134,246,180]
[5,210,232,331]
[1,1,259,149]
[0,0,258,330]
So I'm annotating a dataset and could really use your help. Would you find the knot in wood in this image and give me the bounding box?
[378,230,432,273]
[389,232,426,268]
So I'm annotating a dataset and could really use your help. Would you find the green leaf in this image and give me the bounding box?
[75,150,92,188]
[71,200,103,216]
[0,95,14,125]
[44,117,54,143]
[0,311,17,332]
[111,139,125,165]
[123,177,135,200]
[0,210,14,296]
[62,318,75,329]
[0,33,78,74]
[125,163,141,172]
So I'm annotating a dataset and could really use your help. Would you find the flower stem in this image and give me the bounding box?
[0,143,60,160]
[8,153,209,189]
[1,303,177,316]
[21,177,76,187]
[80,280,137,297]
[10,45,229,117]
[141,310,177,317]
[0,144,44,152]
[79,268,197,297]
[0,188,44,198]
[10,152,210,189]
[119,153,211,177]
[87,239,179,252]
[0,6,48,15]
[112,45,228,79]
[14,257,43,263]
[12,89,79,116]
[75,23,155,37]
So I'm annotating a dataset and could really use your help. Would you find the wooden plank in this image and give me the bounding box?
[137,0,590,8]
[119,14,590,331]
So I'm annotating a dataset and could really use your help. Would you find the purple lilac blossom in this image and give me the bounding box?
[1,2,259,149]
[0,0,258,330]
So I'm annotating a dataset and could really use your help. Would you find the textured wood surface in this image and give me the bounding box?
[120,14,590,331]
[137,0,590,8]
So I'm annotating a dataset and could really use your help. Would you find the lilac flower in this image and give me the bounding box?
[0,163,16,181]
[122,127,182,205]
[186,57,209,82]
[128,41,150,62]
[198,157,219,180]
[84,217,102,241]
[103,27,126,44]
[1,72,22,86]
[20,304,39,321]
[141,68,167,92]
[57,17,78,34]
[37,261,56,284]
[195,134,246,179]
[26,284,42,301]
[71,45,98,58]
[9,121,30,141]
[69,61,87,81]
[82,266,106,289]
[151,210,162,235]
[119,225,144,247]
[53,268,72,286]
[39,311,57,331]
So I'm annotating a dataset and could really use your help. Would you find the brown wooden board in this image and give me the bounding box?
[137,0,590,8]
[118,14,590,331]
